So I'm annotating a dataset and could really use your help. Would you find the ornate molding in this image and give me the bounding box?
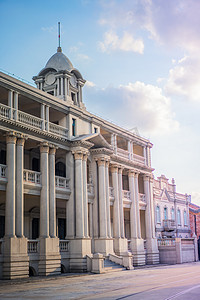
[6,131,17,144]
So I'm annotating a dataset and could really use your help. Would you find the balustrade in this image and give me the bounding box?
[122,190,131,200]
[139,193,146,202]
[157,238,176,247]
[55,176,69,189]
[59,240,69,252]
[0,103,68,139]
[0,164,6,178]
[28,240,39,253]
[116,146,145,165]
[109,187,114,198]
[24,169,41,184]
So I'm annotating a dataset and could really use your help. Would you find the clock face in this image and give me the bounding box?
[45,73,56,85]
[70,74,77,88]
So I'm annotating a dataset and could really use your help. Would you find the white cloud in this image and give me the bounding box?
[85,81,179,136]
[165,55,200,101]
[85,80,96,87]
[98,30,144,54]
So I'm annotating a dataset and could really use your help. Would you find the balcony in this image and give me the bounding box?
[55,176,70,189]
[28,240,39,254]
[139,193,146,203]
[163,219,176,231]
[24,169,41,185]
[116,147,145,165]
[0,103,68,139]
[122,190,131,200]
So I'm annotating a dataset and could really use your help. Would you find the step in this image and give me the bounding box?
[104,259,126,273]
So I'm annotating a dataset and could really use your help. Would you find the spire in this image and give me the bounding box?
[57,22,62,53]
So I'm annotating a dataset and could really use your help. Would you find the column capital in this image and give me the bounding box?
[110,164,118,173]
[143,174,151,181]
[105,160,110,168]
[128,169,139,177]
[118,167,124,174]
[40,142,49,153]
[6,132,17,144]
[82,153,88,161]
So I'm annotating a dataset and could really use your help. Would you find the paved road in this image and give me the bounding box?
[0,262,200,299]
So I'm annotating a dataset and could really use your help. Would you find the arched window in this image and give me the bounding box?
[156,206,161,223]
[164,207,168,220]
[177,209,181,225]
[171,208,175,220]
[184,211,187,225]
[55,162,66,177]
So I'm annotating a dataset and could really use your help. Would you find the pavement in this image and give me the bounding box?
[0,262,200,299]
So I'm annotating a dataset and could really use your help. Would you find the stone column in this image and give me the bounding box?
[46,106,49,132]
[3,135,29,280]
[118,168,125,238]
[149,176,156,239]
[13,92,18,121]
[49,146,56,238]
[41,104,45,130]
[128,170,145,266]
[111,165,120,239]
[8,90,13,119]
[143,146,147,165]
[111,165,127,255]
[134,173,141,239]
[40,143,49,238]
[16,136,25,237]
[128,171,137,240]
[5,133,16,237]
[82,153,89,238]
[143,175,159,264]
[97,157,107,238]
[105,160,111,238]
[74,151,84,238]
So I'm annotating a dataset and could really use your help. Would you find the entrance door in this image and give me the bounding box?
[58,218,66,240]
[32,218,39,239]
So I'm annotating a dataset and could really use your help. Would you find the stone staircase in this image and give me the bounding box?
[104,258,126,273]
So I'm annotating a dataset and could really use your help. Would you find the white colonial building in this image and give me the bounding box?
[0,45,170,279]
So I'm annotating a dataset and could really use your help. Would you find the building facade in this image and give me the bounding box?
[153,175,191,239]
[189,203,200,239]
[0,46,159,279]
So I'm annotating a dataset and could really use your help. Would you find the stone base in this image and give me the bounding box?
[94,238,114,256]
[3,236,29,279]
[130,238,146,266]
[146,238,159,265]
[69,238,91,272]
[38,237,61,276]
[114,238,128,256]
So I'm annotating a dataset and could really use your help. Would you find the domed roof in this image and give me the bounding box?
[45,50,73,72]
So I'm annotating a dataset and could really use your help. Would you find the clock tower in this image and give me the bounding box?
[33,46,86,109]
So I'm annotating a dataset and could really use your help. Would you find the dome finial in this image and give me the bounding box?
[57,22,62,53]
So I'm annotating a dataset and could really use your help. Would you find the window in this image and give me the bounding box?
[156,206,161,223]
[171,208,175,220]
[164,207,168,220]
[55,162,66,177]
[184,211,187,226]
[32,158,40,172]
[71,92,75,102]
[94,127,98,133]
[177,209,181,225]
[72,118,76,136]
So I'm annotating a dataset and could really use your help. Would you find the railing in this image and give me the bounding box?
[87,183,94,195]
[0,104,68,139]
[117,148,129,160]
[163,219,176,231]
[109,187,114,197]
[59,240,69,252]
[28,240,39,253]
[122,190,131,200]
[0,164,6,178]
[133,153,145,164]
[139,193,145,202]
[49,123,68,138]
[0,103,10,118]
[157,238,176,247]
[24,169,41,184]
[18,110,43,130]
[55,176,69,189]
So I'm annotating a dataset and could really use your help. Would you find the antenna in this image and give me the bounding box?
[57,22,62,52]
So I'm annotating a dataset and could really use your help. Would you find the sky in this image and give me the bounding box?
[0,0,200,204]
